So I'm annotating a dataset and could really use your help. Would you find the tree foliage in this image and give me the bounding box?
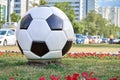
[81,11,120,38]
[39,0,48,5]
[54,2,75,23]
[31,0,48,7]
[10,12,20,22]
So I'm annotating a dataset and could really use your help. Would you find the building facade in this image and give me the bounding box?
[0,0,7,21]
[10,0,28,17]
[0,0,98,22]
[47,0,81,21]
[46,0,98,21]
[99,7,120,27]
[82,0,98,19]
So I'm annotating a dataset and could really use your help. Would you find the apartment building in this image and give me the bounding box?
[82,0,98,18]
[11,0,28,17]
[99,7,120,27]
[47,0,81,21]
[0,0,7,21]
[0,0,98,22]
[46,0,98,21]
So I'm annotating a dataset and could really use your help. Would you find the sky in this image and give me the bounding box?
[98,0,120,7]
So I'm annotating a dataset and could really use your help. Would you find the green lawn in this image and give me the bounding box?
[73,44,120,48]
[69,44,120,53]
[0,53,120,80]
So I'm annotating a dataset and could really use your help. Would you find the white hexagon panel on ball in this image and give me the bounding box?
[16,6,75,60]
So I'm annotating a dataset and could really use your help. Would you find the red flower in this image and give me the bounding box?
[50,75,60,80]
[9,77,15,80]
[81,72,99,80]
[0,51,3,56]
[39,76,46,80]
[72,73,80,80]
[82,71,89,78]
[109,77,119,80]
[65,75,73,80]
[89,72,94,77]
[98,54,105,59]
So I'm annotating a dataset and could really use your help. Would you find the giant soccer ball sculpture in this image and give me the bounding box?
[16,6,74,60]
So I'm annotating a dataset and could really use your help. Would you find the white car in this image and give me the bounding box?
[92,35,102,43]
[0,29,16,46]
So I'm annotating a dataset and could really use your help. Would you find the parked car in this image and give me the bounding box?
[75,34,89,44]
[0,29,16,46]
[92,35,102,43]
[101,38,108,43]
[75,34,84,44]
[113,38,120,44]
[87,36,95,44]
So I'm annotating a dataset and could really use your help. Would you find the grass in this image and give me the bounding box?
[73,44,120,48]
[69,44,120,53]
[0,53,120,80]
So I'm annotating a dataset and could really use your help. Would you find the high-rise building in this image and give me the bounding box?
[10,0,40,17]
[47,0,81,21]
[12,0,28,17]
[82,0,98,18]
[46,0,98,21]
[0,0,7,21]
[99,7,120,27]
[0,0,98,22]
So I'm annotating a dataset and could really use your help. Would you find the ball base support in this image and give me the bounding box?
[27,58,65,67]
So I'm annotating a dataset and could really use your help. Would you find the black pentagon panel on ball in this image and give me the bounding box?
[62,40,73,56]
[31,41,49,57]
[20,14,33,29]
[46,14,63,30]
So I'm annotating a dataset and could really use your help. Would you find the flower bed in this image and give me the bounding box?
[64,52,120,59]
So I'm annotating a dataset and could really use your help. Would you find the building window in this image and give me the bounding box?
[14,10,20,13]
[76,14,79,16]
[74,6,79,8]
[75,2,79,4]
[14,0,20,2]
[75,10,79,12]
[14,4,20,8]
[75,18,79,20]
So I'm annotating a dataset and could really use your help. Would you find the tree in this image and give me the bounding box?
[54,2,75,23]
[10,12,20,22]
[39,0,48,5]
[81,10,120,38]
[32,3,38,7]
[30,0,48,7]
[73,21,84,34]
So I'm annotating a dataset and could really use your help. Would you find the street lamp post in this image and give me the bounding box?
[7,0,11,22]
[86,0,88,16]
